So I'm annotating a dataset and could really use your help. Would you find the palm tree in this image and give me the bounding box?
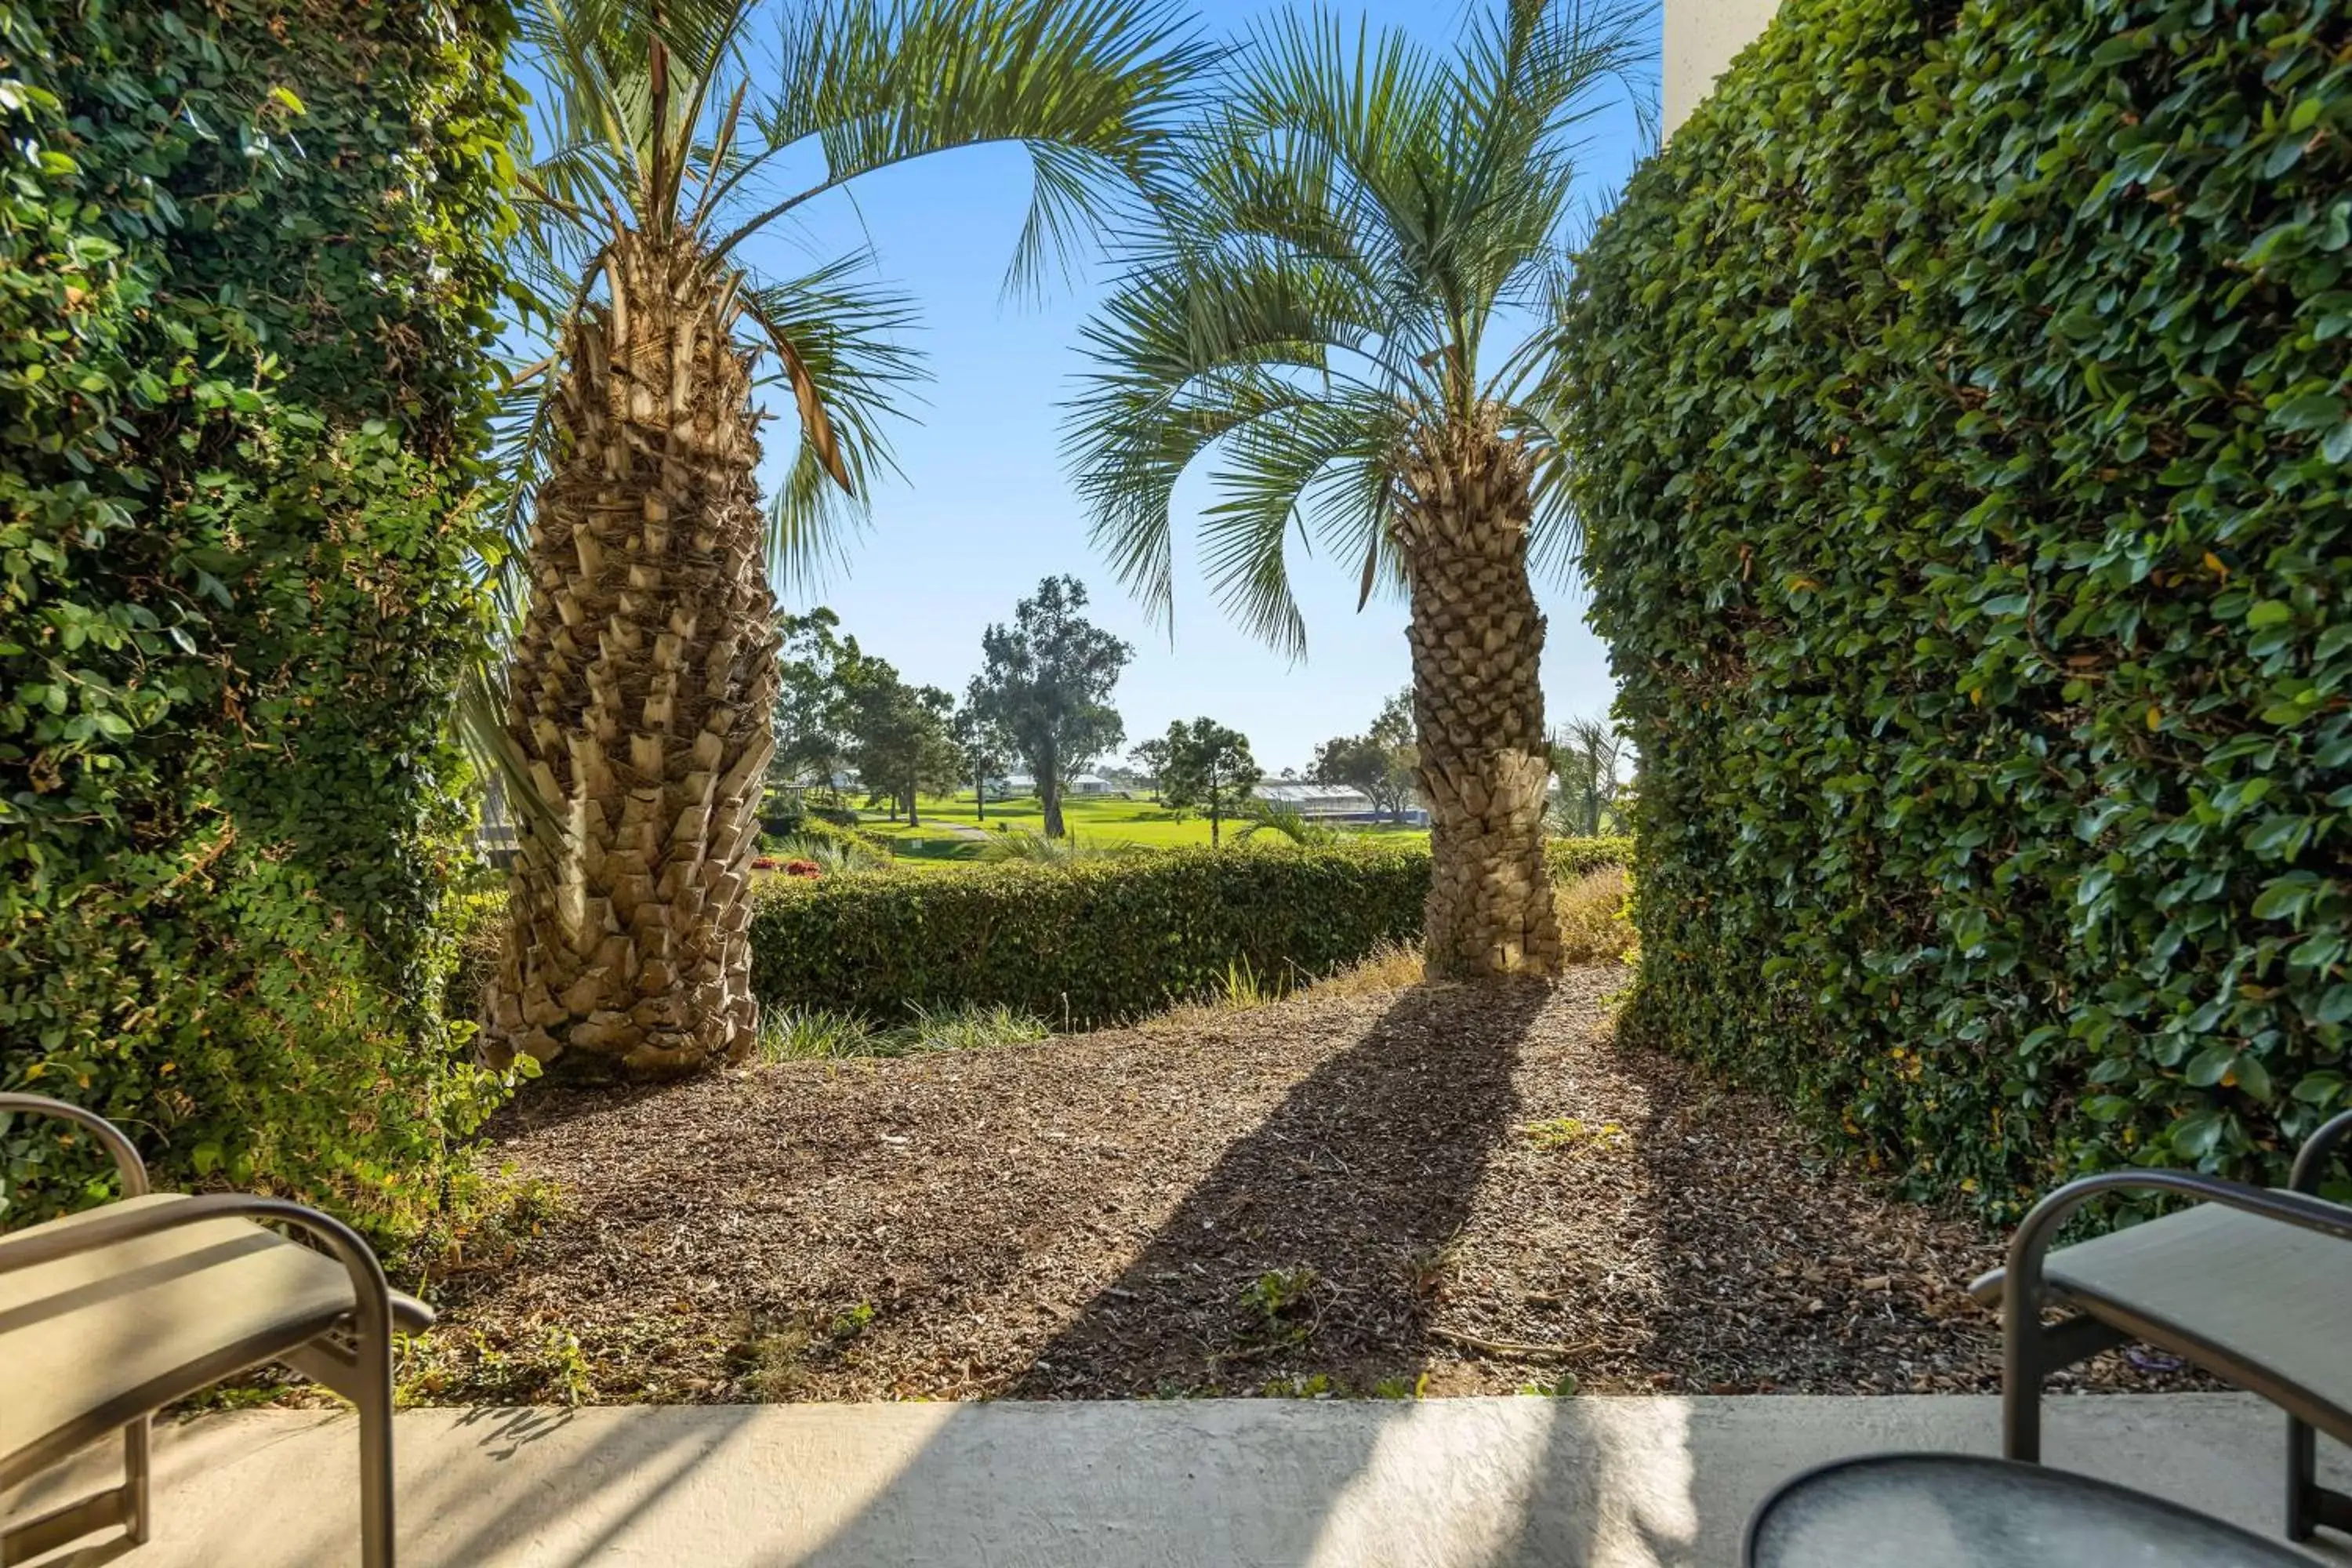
[1062,0,1645,980]
[481,0,1201,1076]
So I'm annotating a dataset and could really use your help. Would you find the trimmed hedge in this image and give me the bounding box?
[1560,0,2350,1213]
[0,0,520,1236]
[748,837,1631,1026]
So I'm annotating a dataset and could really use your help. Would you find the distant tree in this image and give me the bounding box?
[1310,687,1418,822]
[971,576,1131,837]
[1127,735,1172,801]
[1551,715,1627,837]
[772,609,861,800]
[1160,717,1261,846]
[951,692,1014,819]
[844,657,956,825]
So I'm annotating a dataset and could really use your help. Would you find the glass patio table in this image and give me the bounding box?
[1744,1453,2314,1567]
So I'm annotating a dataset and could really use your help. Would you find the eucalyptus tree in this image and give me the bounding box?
[482,0,1201,1075]
[1062,0,1645,978]
[970,575,1131,837]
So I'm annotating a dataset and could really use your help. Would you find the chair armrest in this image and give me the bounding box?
[1972,1169,2352,1307]
[0,1192,395,1345]
[0,1092,148,1197]
[2292,1109,2352,1196]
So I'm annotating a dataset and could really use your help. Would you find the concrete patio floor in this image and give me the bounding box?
[7,1394,2349,1566]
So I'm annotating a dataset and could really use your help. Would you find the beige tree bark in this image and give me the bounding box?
[483,229,781,1076]
[1395,408,1563,980]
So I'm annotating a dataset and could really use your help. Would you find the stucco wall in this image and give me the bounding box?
[1662,0,1782,137]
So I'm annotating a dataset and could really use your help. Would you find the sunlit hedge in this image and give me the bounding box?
[747,837,1631,1026]
[1560,0,2350,1212]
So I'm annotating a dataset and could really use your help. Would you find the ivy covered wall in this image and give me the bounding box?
[1561,0,2350,1214]
[0,0,521,1235]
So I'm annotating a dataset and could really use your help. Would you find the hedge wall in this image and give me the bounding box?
[0,1,521,1236]
[749,837,1631,1027]
[1559,0,2350,1213]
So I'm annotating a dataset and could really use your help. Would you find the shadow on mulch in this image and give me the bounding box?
[1009,979,1552,1399]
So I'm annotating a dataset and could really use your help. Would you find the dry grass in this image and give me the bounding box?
[1555,866,1637,964]
[1306,939,1425,998]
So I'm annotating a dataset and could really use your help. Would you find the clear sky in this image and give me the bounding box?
[741,0,1661,775]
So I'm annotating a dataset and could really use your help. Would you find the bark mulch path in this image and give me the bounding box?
[402,969,2199,1404]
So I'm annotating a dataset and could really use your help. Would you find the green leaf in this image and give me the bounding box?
[2292,1073,2345,1106]
[2183,1045,2235,1088]
[2270,392,2344,433]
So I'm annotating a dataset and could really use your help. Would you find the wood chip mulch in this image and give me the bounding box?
[401,969,2205,1405]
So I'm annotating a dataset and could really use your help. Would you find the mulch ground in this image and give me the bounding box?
[401,969,2204,1404]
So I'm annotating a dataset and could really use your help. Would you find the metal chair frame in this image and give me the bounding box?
[0,1093,403,1567]
[1983,1108,2352,1543]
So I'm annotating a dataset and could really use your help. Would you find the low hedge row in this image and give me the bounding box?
[747,837,1630,1027]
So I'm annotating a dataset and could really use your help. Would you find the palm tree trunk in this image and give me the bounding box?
[485,228,780,1076]
[1395,410,1562,980]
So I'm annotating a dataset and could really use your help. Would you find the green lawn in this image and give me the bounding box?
[859,791,1428,855]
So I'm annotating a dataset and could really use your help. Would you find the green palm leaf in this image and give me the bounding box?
[1062,0,1649,648]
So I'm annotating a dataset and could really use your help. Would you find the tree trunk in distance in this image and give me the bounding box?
[486,228,780,1076]
[1041,742,1064,837]
[1394,408,1562,980]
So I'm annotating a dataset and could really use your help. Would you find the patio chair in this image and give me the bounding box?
[0,1093,430,1567]
[1970,1107,2352,1543]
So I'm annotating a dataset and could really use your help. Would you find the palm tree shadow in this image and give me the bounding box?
[1011,978,1553,1399]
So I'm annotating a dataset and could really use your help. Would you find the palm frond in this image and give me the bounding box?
[1196,392,1406,654]
[740,253,923,588]
[721,0,1210,272]
[1064,0,1651,647]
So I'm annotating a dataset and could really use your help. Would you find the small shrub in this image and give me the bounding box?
[976,828,1129,862]
[1516,1373,1580,1398]
[1216,956,1281,1009]
[768,833,890,874]
[759,1007,882,1062]
[1308,941,1425,999]
[1243,1265,1320,1325]
[1553,867,1638,966]
[757,1001,1049,1062]
[789,815,895,858]
[897,1002,1051,1052]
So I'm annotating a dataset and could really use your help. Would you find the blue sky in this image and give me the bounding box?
[740,0,1661,775]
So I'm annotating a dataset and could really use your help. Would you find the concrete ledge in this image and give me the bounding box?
[6,1395,2347,1566]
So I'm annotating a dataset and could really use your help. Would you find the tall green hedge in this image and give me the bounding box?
[0,1,521,1235]
[1560,0,2350,1213]
[750,838,1630,1026]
